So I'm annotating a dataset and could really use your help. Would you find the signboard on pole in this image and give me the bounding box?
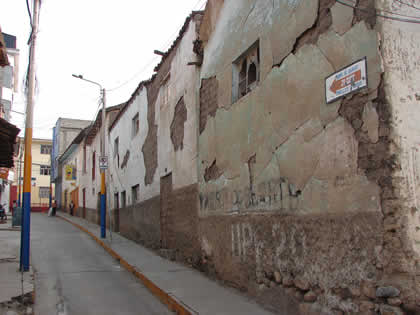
[325,57,367,104]
[99,156,108,170]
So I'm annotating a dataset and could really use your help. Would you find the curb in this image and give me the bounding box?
[57,215,194,315]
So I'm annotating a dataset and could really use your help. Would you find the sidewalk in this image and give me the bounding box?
[0,218,34,314]
[58,212,274,315]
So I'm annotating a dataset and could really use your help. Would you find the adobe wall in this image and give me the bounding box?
[196,0,417,313]
[118,195,161,249]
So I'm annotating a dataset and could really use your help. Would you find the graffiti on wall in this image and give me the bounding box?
[230,221,308,278]
[200,177,301,214]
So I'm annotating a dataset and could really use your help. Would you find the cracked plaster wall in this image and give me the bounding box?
[108,87,160,209]
[194,0,415,313]
[199,1,382,218]
[377,0,420,258]
[158,18,200,190]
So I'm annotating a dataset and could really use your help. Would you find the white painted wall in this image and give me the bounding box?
[157,18,200,190]
[108,87,160,209]
[107,16,201,210]
[378,0,420,254]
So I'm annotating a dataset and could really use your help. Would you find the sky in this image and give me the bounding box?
[1,0,207,139]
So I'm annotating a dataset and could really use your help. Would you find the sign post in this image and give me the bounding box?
[99,156,108,170]
[325,57,367,104]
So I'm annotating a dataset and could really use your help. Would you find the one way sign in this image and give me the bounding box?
[325,57,367,104]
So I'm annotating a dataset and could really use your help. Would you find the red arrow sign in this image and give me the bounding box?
[329,69,362,94]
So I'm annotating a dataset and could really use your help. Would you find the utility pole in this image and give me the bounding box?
[17,141,23,207]
[21,0,40,272]
[100,88,106,239]
[72,74,107,238]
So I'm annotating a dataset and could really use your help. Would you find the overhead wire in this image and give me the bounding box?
[106,0,207,93]
[343,0,420,19]
[335,0,420,23]
[394,0,420,11]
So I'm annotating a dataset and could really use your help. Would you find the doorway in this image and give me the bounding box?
[82,188,86,218]
[114,193,119,232]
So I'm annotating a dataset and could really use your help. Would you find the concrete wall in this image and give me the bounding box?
[195,0,415,313]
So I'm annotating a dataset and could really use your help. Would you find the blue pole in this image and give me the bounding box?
[100,193,106,238]
[19,193,24,270]
[21,192,31,271]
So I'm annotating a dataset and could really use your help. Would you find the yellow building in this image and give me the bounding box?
[12,137,54,210]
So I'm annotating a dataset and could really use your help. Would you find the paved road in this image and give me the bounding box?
[31,213,171,315]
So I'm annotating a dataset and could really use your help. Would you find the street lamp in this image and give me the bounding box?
[72,74,107,238]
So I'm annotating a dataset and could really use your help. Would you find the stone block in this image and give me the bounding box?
[376,286,400,298]
[303,291,317,303]
[379,304,404,315]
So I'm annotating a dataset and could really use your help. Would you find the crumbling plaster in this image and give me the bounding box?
[377,0,420,256]
[108,87,160,208]
[158,18,200,190]
[199,2,382,217]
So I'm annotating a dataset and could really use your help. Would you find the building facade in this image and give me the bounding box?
[107,12,202,254]
[60,1,420,313]
[0,29,20,211]
[51,118,92,208]
[0,31,19,121]
[11,138,53,211]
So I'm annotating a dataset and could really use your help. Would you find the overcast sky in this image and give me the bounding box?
[1,0,207,139]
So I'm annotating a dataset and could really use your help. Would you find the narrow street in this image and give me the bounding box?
[30,213,171,315]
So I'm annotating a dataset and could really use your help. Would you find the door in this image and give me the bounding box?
[114,193,119,232]
[82,188,86,218]
[160,173,173,249]
[64,190,68,213]
[71,187,79,216]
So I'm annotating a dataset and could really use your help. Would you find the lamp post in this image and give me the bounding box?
[72,74,106,238]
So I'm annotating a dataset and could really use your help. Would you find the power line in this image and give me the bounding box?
[344,0,420,19]
[394,0,420,11]
[106,56,158,92]
[106,0,207,93]
[336,0,420,24]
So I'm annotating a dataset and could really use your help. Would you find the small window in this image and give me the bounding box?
[131,184,139,204]
[40,145,52,155]
[92,151,96,180]
[132,113,139,138]
[232,40,260,103]
[83,145,87,174]
[39,186,50,199]
[40,165,51,176]
[114,193,119,210]
[114,137,119,167]
[121,191,126,208]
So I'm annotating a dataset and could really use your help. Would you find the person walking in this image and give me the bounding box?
[52,200,57,216]
[70,200,74,216]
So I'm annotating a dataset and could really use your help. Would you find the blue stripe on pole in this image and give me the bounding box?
[21,192,31,271]
[100,194,106,238]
